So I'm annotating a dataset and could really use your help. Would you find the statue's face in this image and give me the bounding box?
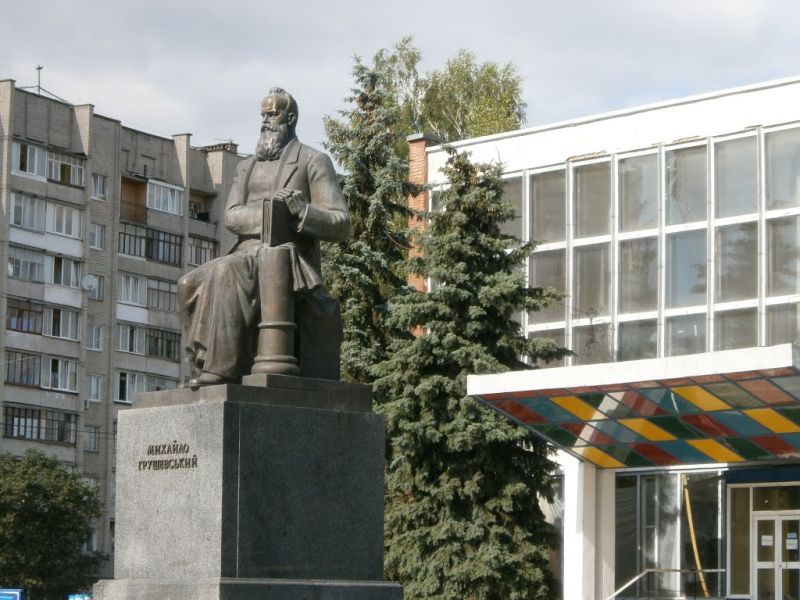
[260,95,295,133]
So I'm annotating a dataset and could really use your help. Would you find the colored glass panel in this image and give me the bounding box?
[725,437,775,461]
[725,371,761,381]
[619,418,676,441]
[780,433,800,454]
[532,424,579,447]
[778,407,800,427]
[702,382,762,408]
[596,395,634,418]
[492,400,545,424]
[713,411,771,436]
[753,435,800,458]
[520,398,578,423]
[592,420,646,443]
[574,447,625,468]
[744,408,800,434]
[639,388,701,414]
[681,414,737,437]
[632,443,681,465]
[760,368,798,377]
[551,396,606,420]
[575,393,605,408]
[602,445,654,467]
[672,385,730,411]
[692,374,726,384]
[659,440,715,463]
[561,423,616,445]
[615,390,665,416]
[738,379,796,406]
[686,439,744,462]
[648,416,704,439]
[773,375,800,398]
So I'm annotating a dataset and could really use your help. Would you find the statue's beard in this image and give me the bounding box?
[255,125,291,161]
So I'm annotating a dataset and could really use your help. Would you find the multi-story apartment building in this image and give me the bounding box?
[0,79,243,575]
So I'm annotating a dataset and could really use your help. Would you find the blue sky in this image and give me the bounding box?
[1,0,798,153]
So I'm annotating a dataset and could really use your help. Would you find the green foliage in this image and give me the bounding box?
[373,150,567,599]
[323,59,418,383]
[0,449,105,599]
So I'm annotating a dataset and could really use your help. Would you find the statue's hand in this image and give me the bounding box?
[277,189,308,218]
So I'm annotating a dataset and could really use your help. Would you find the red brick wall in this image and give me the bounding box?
[407,136,433,293]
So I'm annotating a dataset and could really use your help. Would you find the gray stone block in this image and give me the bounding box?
[112,382,386,582]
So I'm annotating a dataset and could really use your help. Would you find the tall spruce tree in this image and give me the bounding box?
[373,150,566,600]
[323,59,418,383]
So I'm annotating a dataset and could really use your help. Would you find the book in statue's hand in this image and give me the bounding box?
[262,197,294,247]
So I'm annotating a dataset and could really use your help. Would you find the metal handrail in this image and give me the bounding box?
[604,568,726,600]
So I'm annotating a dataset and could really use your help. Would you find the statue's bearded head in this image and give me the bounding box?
[255,87,298,161]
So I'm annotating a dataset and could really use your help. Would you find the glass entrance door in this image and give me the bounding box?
[754,516,800,599]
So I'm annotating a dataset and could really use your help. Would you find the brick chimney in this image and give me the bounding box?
[407,133,442,292]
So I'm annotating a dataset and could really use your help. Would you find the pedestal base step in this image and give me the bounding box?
[94,577,403,600]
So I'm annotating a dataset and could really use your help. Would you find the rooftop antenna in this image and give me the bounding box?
[36,65,43,95]
[19,65,70,104]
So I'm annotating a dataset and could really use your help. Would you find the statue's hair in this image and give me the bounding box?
[268,87,298,122]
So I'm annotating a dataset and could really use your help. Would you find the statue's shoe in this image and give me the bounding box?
[186,372,226,388]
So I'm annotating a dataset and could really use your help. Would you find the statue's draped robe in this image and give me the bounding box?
[178,137,351,380]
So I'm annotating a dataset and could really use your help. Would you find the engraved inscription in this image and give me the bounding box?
[137,440,198,471]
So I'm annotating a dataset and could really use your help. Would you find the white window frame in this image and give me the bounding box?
[11,141,47,179]
[117,323,146,355]
[87,323,104,350]
[117,272,147,306]
[86,425,100,452]
[46,202,83,238]
[92,173,108,200]
[88,274,105,301]
[41,356,78,392]
[10,192,46,231]
[43,306,80,340]
[88,375,103,401]
[8,246,46,283]
[89,223,106,249]
[116,370,145,403]
[47,150,85,186]
[46,255,81,288]
[146,180,184,216]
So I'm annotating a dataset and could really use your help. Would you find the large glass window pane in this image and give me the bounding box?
[715,308,757,350]
[615,476,639,590]
[667,146,707,225]
[618,320,657,361]
[619,237,658,313]
[641,474,680,595]
[530,250,566,324]
[730,487,750,595]
[572,323,612,365]
[499,177,523,240]
[716,222,758,302]
[619,154,658,232]
[680,473,723,598]
[574,243,611,317]
[716,137,757,217]
[532,328,566,368]
[753,486,800,511]
[667,230,707,308]
[666,314,706,356]
[767,303,800,345]
[530,170,565,242]
[574,162,611,238]
[766,127,800,210]
[768,216,800,296]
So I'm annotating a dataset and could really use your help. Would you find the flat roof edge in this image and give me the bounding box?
[467,344,799,396]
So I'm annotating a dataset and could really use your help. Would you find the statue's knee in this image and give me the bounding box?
[177,274,193,301]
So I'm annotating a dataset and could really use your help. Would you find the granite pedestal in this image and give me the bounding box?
[94,375,402,600]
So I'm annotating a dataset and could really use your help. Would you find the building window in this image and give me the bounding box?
[43,357,78,392]
[87,323,104,350]
[715,308,757,351]
[47,202,83,238]
[666,145,707,225]
[89,375,103,401]
[118,223,147,258]
[572,323,612,365]
[11,141,47,178]
[145,374,178,392]
[716,222,758,302]
[188,236,218,266]
[117,324,146,355]
[43,306,79,340]
[4,404,78,445]
[5,350,41,386]
[8,246,45,282]
[145,328,181,361]
[88,275,105,300]
[117,272,147,306]
[573,243,611,317]
[499,177,523,239]
[574,162,611,237]
[529,250,566,324]
[619,237,658,313]
[146,229,182,265]
[618,319,657,361]
[92,174,108,200]
[766,127,800,210]
[619,153,658,232]
[147,181,184,216]
[89,223,106,249]
[530,170,566,242]
[715,136,757,218]
[116,370,145,403]
[47,150,85,186]
[86,426,100,452]
[767,215,800,296]
[6,298,44,334]
[147,278,178,312]
[10,192,46,231]
[47,255,81,288]
[666,314,706,356]
[667,230,707,308]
